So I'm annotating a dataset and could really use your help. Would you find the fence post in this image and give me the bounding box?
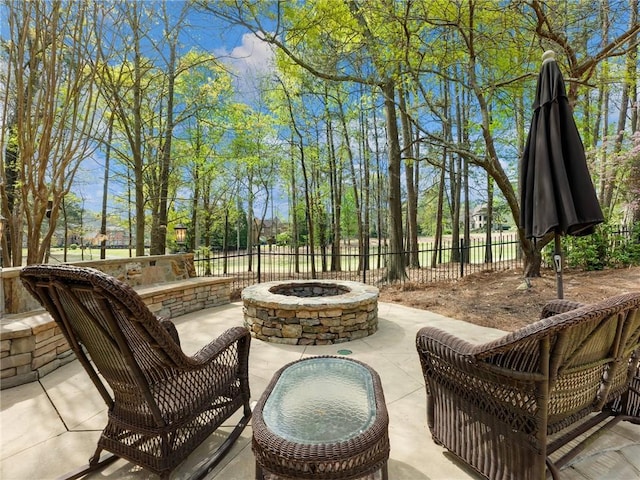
[460,238,464,277]
[362,252,367,284]
[257,243,261,284]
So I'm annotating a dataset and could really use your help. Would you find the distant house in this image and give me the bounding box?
[88,228,128,247]
[469,204,511,231]
[252,218,288,245]
[106,229,127,247]
[470,205,488,230]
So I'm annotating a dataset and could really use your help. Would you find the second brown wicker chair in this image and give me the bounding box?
[20,264,251,480]
[416,292,640,480]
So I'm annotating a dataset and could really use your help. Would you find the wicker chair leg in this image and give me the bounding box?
[626,374,640,418]
[255,461,264,480]
[546,457,561,480]
[55,451,119,480]
[191,411,252,480]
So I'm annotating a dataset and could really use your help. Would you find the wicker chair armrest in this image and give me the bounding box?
[417,327,540,381]
[416,326,480,357]
[159,318,181,347]
[540,299,585,319]
[192,326,251,364]
[417,326,542,433]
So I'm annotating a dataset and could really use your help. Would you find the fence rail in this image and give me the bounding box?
[194,225,636,297]
[194,234,524,296]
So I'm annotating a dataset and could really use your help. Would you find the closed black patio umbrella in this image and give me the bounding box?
[519,50,604,298]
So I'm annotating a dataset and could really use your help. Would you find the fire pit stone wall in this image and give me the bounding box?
[242,280,379,345]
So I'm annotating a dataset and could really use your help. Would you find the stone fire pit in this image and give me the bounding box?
[242,280,379,345]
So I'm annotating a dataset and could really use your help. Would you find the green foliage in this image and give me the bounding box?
[340,190,358,239]
[562,231,607,270]
[606,223,640,267]
[209,209,248,251]
[550,223,640,270]
[276,231,291,246]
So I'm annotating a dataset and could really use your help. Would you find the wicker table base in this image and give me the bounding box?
[252,356,390,480]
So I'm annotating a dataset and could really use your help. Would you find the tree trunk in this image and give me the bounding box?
[246,174,254,272]
[372,94,386,270]
[622,0,638,222]
[522,239,543,277]
[152,36,177,255]
[132,6,145,257]
[62,197,68,263]
[462,87,471,265]
[191,163,200,254]
[289,134,300,274]
[450,80,462,263]
[432,155,446,269]
[326,99,342,272]
[100,118,113,259]
[399,87,419,267]
[485,175,493,263]
[360,87,371,273]
[222,207,229,274]
[381,80,405,281]
[282,84,315,277]
[337,96,364,270]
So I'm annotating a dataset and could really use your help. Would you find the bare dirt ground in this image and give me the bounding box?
[378,266,640,332]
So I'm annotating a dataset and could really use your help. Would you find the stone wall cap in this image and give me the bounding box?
[1,311,52,337]
[136,276,232,296]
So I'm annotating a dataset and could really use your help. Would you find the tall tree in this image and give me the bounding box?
[1,0,101,265]
[149,2,189,255]
[93,1,148,256]
[412,0,639,276]
[336,92,365,267]
[200,0,409,280]
[173,50,235,253]
[399,86,420,267]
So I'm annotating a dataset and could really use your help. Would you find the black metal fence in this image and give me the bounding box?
[194,234,524,296]
[193,224,637,297]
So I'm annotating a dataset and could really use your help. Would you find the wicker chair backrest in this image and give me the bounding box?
[475,292,640,422]
[20,264,191,411]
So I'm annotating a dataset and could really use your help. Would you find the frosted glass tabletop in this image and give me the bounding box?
[262,357,376,444]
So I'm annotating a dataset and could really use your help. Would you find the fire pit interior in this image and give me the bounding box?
[242,280,379,345]
[269,282,351,297]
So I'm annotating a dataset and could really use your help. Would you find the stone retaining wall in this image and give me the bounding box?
[1,253,196,316]
[137,277,231,319]
[1,255,233,389]
[242,280,379,345]
[0,312,74,389]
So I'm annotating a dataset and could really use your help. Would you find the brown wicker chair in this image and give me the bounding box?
[20,264,251,480]
[416,292,640,480]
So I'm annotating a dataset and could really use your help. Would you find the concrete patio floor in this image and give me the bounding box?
[1,301,639,480]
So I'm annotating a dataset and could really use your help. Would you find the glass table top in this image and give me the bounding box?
[262,357,376,444]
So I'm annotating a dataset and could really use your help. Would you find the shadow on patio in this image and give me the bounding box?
[2,302,639,479]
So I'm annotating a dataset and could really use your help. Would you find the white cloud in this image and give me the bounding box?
[230,33,274,73]
[215,32,275,99]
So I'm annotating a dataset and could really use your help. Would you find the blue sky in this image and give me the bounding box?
[169,2,275,98]
[78,2,275,214]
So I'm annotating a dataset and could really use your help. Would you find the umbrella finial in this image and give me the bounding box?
[542,50,556,65]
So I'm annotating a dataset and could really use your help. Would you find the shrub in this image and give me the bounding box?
[276,232,291,246]
[562,223,640,270]
[607,222,640,267]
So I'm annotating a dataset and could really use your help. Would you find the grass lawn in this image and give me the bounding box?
[28,247,148,264]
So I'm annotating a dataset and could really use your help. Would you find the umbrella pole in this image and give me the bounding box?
[554,233,564,299]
